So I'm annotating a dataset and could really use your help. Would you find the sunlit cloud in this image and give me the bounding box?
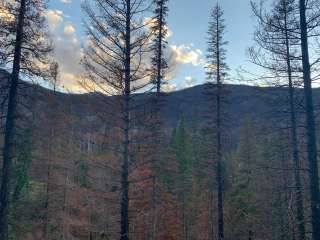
[45,8,83,92]
[46,9,63,31]
[63,22,76,35]
[163,83,177,92]
[185,76,197,88]
[170,44,204,66]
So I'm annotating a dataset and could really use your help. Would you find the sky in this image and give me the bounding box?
[47,0,256,92]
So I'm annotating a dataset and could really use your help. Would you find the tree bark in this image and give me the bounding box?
[0,1,26,239]
[120,0,131,239]
[298,1,320,240]
[216,10,224,240]
[283,7,305,239]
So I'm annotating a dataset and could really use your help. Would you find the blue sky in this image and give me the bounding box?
[47,0,256,92]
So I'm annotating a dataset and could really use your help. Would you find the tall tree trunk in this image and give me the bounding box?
[248,230,253,240]
[298,1,320,240]
[151,2,165,239]
[151,175,157,240]
[216,84,224,240]
[120,0,131,239]
[0,1,26,239]
[284,8,306,239]
[216,14,224,240]
[43,133,52,238]
[208,190,214,240]
[44,100,56,238]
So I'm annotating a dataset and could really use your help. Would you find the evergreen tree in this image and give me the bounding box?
[169,119,195,239]
[228,118,258,240]
[148,1,169,238]
[205,3,229,240]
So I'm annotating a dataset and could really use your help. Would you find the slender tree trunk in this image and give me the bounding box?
[216,84,224,240]
[43,136,52,238]
[298,1,320,240]
[151,175,157,240]
[62,173,69,240]
[283,9,306,240]
[44,115,56,238]
[216,15,224,240]
[151,2,165,239]
[280,136,293,240]
[208,190,214,240]
[0,1,26,239]
[120,1,131,239]
[248,230,253,240]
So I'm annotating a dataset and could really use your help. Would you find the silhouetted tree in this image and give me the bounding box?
[249,1,306,239]
[0,0,53,238]
[82,0,151,239]
[205,3,229,240]
[298,1,320,239]
[148,0,169,238]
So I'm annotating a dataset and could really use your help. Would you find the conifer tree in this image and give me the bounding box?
[82,0,151,239]
[0,1,53,238]
[249,1,306,238]
[148,0,169,238]
[205,3,229,240]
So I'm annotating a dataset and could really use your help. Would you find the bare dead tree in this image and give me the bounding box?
[249,1,306,239]
[82,0,152,239]
[0,1,53,238]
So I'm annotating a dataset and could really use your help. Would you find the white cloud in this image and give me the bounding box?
[60,0,72,3]
[46,9,63,31]
[170,44,204,66]
[185,76,197,88]
[45,9,82,92]
[53,35,83,91]
[63,22,75,35]
[163,83,177,92]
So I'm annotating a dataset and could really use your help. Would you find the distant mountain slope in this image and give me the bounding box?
[2,68,320,239]
[1,68,318,131]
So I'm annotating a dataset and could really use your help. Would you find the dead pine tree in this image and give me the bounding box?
[82,0,152,239]
[0,0,53,239]
[148,0,169,239]
[298,1,320,239]
[205,3,229,240]
[249,1,306,239]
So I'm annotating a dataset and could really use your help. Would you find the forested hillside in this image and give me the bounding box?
[1,68,320,239]
[1,0,320,239]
